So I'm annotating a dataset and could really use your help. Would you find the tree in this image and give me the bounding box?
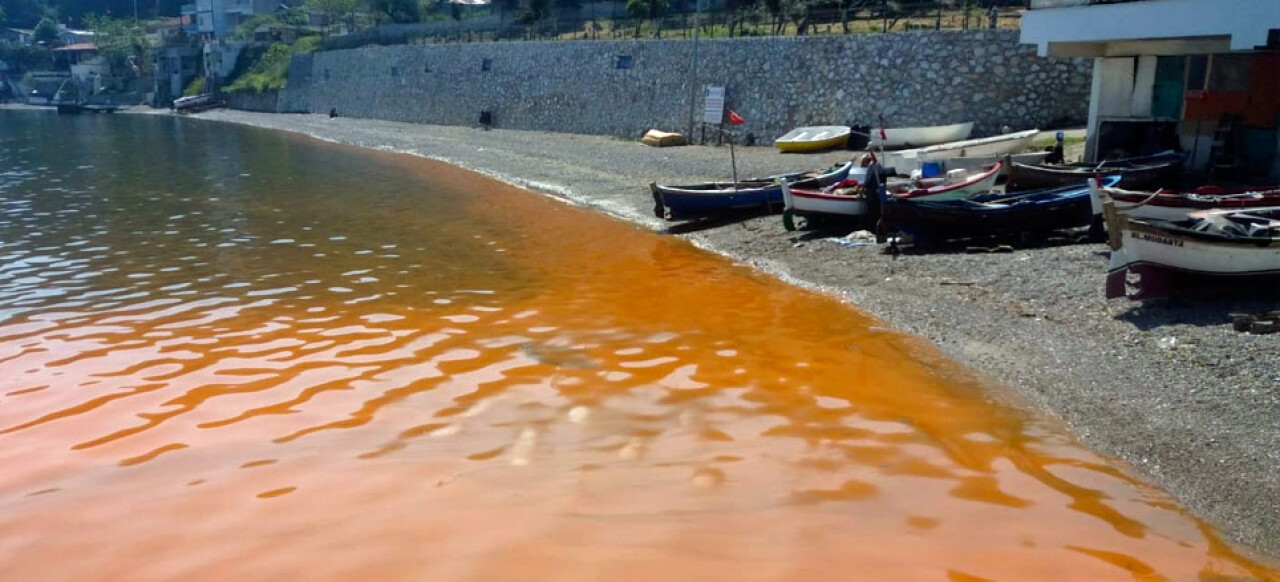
[32,17,60,46]
[0,6,8,26]
[306,0,361,32]
[625,0,666,37]
[492,0,519,22]
[82,14,150,79]
[372,0,421,23]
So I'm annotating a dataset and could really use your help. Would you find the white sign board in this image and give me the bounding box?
[703,86,725,125]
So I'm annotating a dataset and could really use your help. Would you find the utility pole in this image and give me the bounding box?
[685,0,701,138]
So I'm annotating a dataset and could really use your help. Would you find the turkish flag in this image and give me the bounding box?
[727,109,746,125]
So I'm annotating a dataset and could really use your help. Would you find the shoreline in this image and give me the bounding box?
[8,105,1278,560]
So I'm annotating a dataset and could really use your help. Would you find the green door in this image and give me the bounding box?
[1152,56,1185,120]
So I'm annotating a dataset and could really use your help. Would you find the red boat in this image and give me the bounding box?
[1090,182,1280,223]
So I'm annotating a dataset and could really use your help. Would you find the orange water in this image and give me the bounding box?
[0,113,1274,581]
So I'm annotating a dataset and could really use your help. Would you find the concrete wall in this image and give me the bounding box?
[267,30,1091,140]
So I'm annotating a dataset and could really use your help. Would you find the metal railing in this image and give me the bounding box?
[320,1,1024,51]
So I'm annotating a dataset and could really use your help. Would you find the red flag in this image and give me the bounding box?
[878,115,887,141]
[727,109,746,125]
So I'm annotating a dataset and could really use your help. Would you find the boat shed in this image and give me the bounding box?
[1021,0,1280,182]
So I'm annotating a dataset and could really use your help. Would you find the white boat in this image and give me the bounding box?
[868,121,974,150]
[1099,191,1280,299]
[890,163,1003,201]
[882,129,1040,174]
[782,166,872,223]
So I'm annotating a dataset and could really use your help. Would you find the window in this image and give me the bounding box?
[616,55,632,70]
[481,58,492,71]
[324,68,330,81]
[1186,55,1209,91]
[1209,54,1250,93]
[391,66,400,78]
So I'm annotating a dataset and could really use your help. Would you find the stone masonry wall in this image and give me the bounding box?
[273,30,1091,141]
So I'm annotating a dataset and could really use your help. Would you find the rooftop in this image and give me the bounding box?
[52,43,99,52]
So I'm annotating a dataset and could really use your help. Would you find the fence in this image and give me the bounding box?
[320,0,1025,51]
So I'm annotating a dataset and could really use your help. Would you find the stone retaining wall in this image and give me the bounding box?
[267,30,1091,140]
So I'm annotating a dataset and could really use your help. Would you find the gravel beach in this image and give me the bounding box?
[98,108,1280,560]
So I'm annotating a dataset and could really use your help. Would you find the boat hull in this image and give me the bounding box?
[882,129,1039,173]
[869,122,974,150]
[1106,221,1280,299]
[653,162,852,221]
[775,126,851,153]
[883,183,1098,244]
[1089,183,1280,223]
[1008,152,1183,192]
[784,186,868,217]
[893,163,1003,201]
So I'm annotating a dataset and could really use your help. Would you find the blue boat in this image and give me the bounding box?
[651,162,852,221]
[879,175,1123,246]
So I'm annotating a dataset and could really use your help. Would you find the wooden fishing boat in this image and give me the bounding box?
[881,176,1122,246]
[775,126,852,153]
[1007,151,1184,191]
[868,121,974,150]
[1100,194,1280,299]
[882,129,1039,174]
[1089,181,1280,223]
[780,167,878,230]
[652,162,852,221]
[890,162,1003,201]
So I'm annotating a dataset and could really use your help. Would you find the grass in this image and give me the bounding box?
[1032,135,1086,148]
[225,36,321,94]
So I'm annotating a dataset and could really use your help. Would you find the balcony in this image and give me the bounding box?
[224,0,256,15]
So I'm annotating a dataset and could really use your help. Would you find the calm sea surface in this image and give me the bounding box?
[0,111,1274,581]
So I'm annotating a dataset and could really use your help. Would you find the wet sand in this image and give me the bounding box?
[10,104,1275,559]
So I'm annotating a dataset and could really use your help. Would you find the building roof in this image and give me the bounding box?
[53,43,99,52]
[1021,0,1280,57]
[161,15,194,27]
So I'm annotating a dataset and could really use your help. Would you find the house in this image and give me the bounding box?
[153,46,201,106]
[57,26,96,46]
[1021,0,1280,181]
[183,0,280,40]
[52,43,109,91]
[0,28,34,45]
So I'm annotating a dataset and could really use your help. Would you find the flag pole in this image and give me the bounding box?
[729,129,738,190]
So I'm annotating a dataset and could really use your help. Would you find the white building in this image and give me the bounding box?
[1022,0,1280,181]
[182,0,280,40]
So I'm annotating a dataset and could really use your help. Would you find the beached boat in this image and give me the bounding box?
[882,129,1040,174]
[652,161,853,221]
[1089,181,1280,223]
[890,162,1003,201]
[1100,194,1280,299]
[882,176,1121,245]
[775,126,852,153]
[868,121,974,150]
[1007,151,1184,191]
[780,166,879,230]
